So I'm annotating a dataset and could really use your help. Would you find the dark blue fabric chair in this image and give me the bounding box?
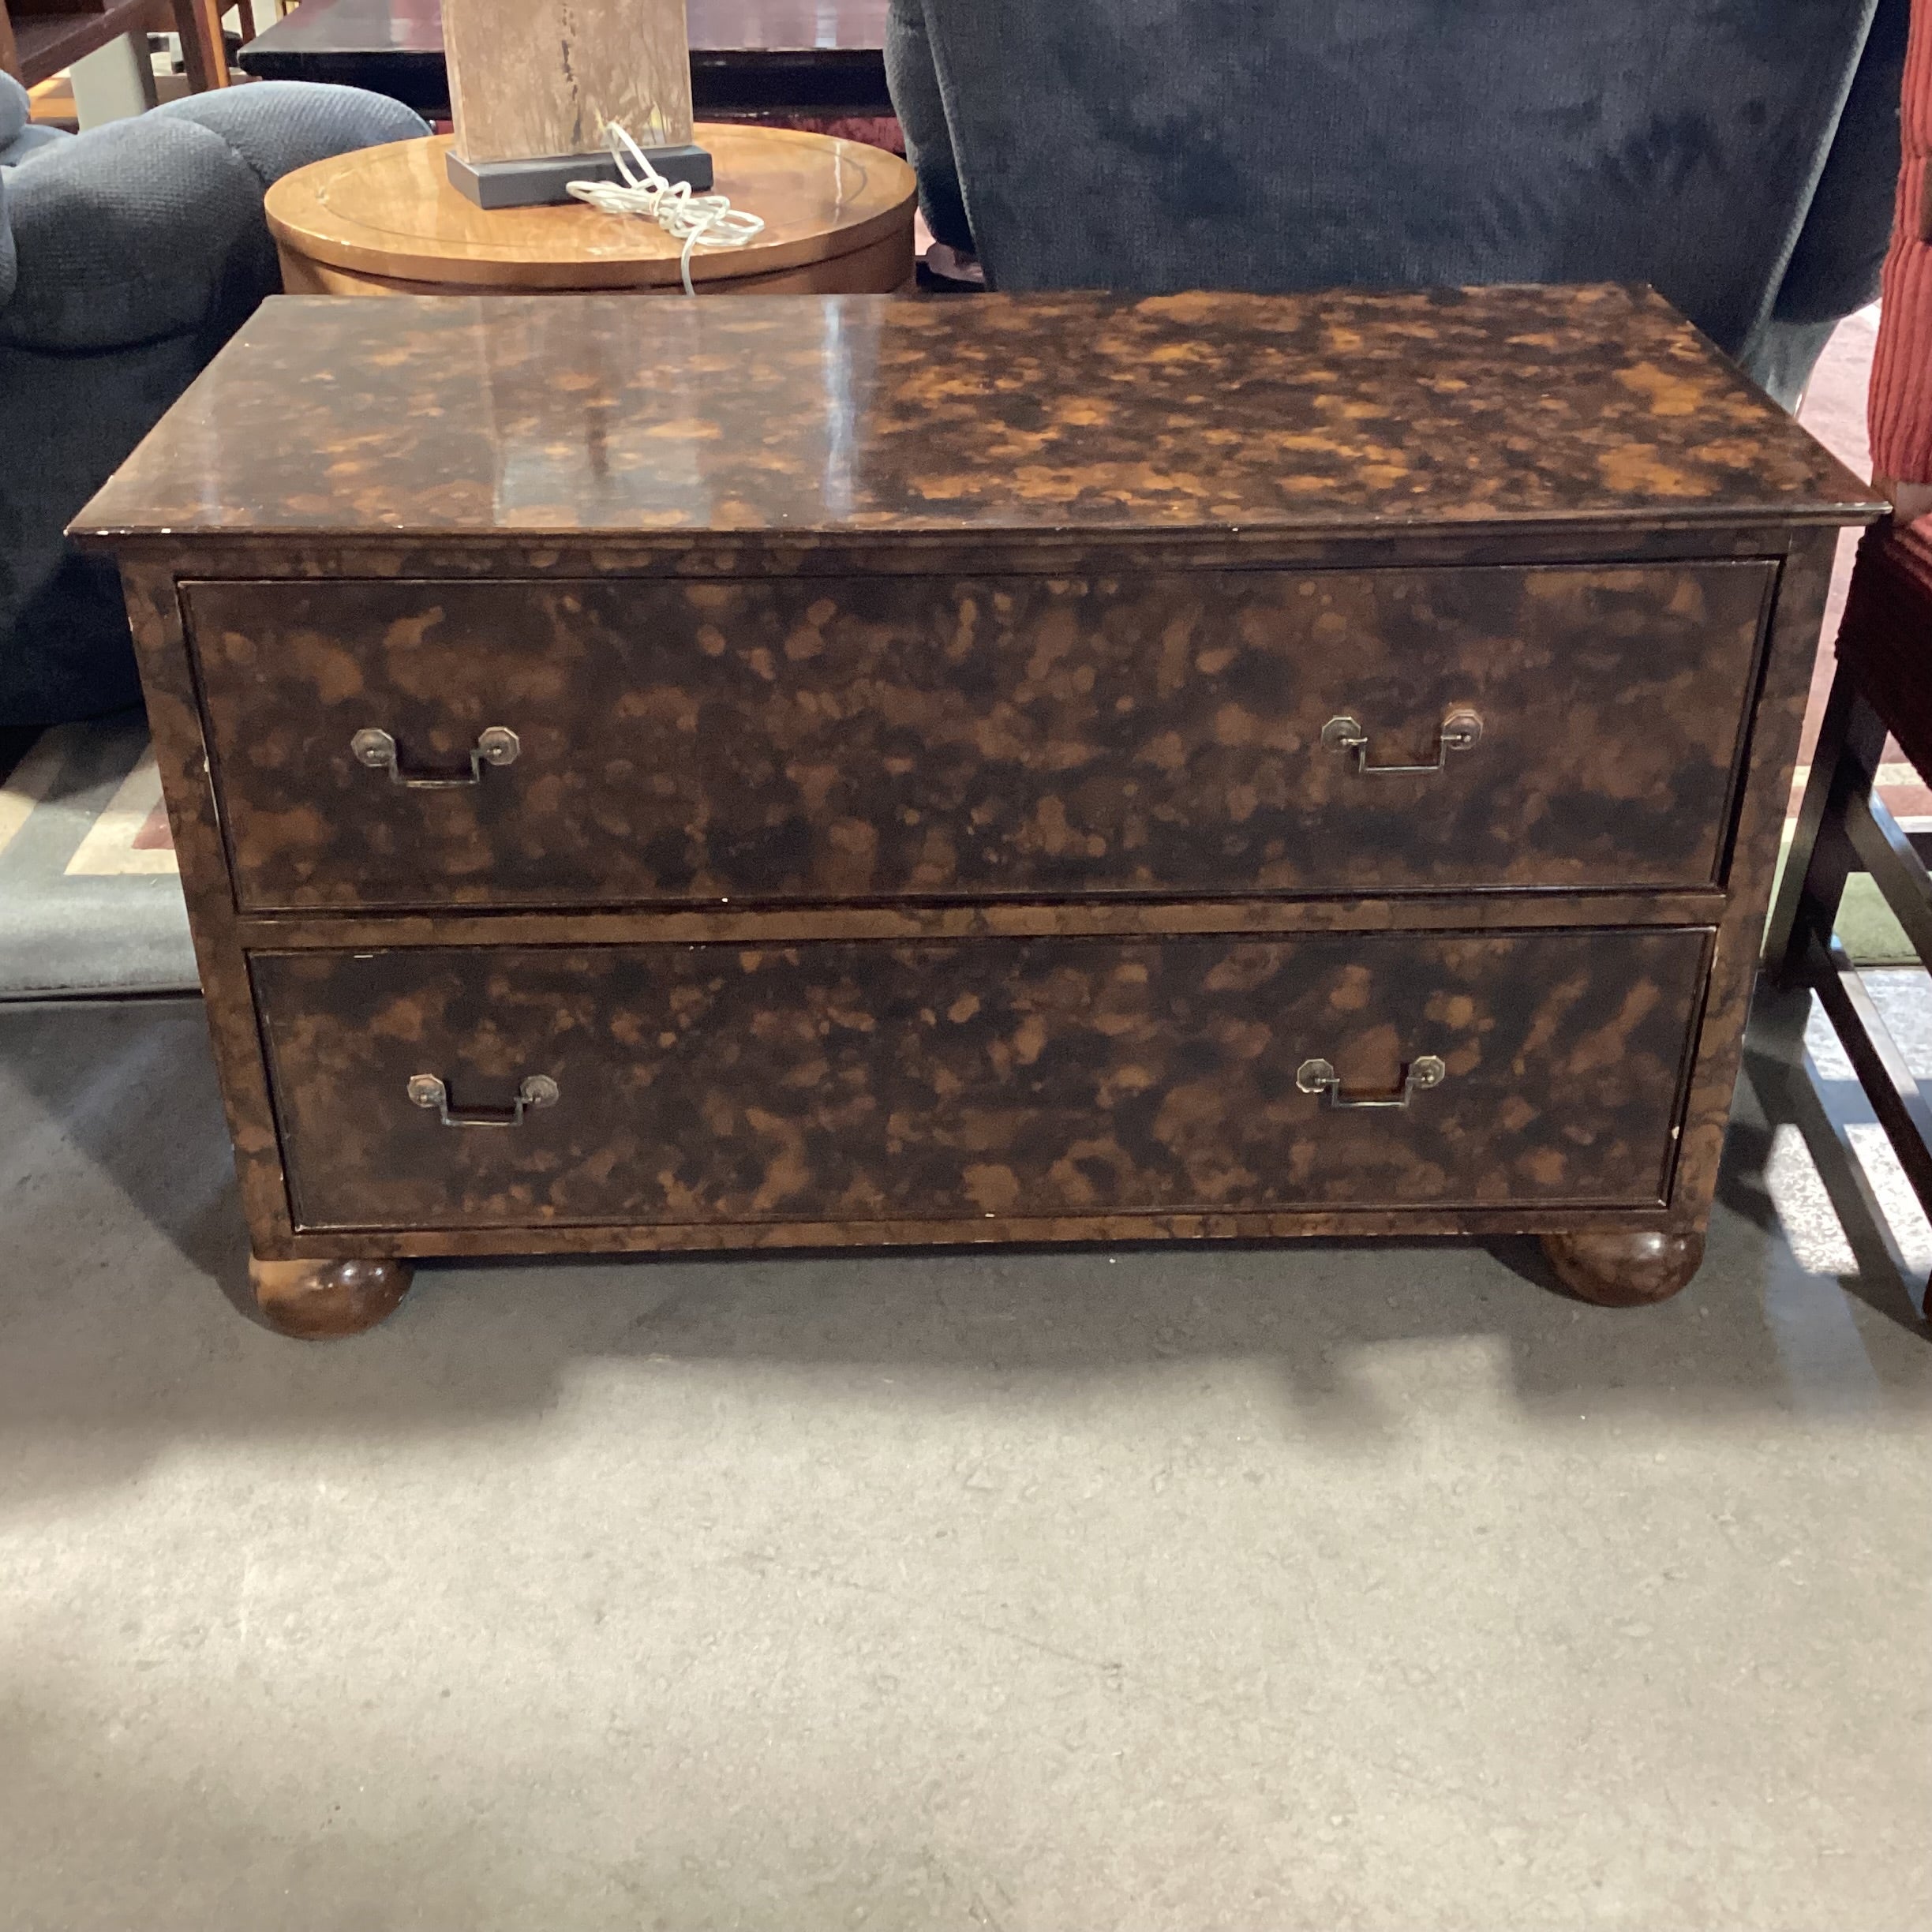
[0,77,426,726]
[886,0,1908,408]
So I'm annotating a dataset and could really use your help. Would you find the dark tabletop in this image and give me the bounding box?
[236,0,893,117]
[76,286,1880,544]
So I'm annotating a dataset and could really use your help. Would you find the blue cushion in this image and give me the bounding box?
[0,83,424,351]
[150,79,423,188]
[0,72,28,154]
[0,114,270,350]
[1,123,70,167]
[0,73,69,189]
[0,81,428,725]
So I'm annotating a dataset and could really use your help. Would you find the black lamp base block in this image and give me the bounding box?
[445,144,715,210]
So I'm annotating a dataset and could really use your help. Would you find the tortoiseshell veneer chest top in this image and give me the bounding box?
[74,285,1881,1331]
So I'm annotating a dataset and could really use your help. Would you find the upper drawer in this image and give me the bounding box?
[185,564,1773,912]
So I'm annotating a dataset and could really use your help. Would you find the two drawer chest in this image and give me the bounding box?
[75,285,1880,1335]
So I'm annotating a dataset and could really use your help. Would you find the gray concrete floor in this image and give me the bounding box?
[2,988,1930,1932]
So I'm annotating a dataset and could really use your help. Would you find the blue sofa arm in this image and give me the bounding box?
[0,83,424,353]
[148,79,426,190]
[0,82,425,727]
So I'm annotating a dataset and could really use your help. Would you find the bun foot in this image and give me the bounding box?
[249,1256,413,1339]
[1541,1230,1705,1308]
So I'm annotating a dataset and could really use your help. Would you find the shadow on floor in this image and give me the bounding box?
[2,990,1929,1515]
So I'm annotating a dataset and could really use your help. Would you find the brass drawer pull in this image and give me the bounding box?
[1321,710,1481,775]
[1297,1054,1447,1111]
[352,725,521,788]
[406,1072,558,1128]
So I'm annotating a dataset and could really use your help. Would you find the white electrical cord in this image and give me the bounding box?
[566,123,766,297]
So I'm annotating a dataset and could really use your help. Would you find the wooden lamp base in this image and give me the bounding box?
[446,143,714,209]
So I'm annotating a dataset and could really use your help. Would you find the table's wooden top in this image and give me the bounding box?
[77,284,1880,544]
[263,129,914,289]
[235,0,893,114]
[243,0,887,60]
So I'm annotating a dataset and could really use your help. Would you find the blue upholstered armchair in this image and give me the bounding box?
[0,76,426,727]
[887,0,1909,410]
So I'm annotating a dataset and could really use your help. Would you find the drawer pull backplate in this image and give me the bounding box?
[406,1073,558,1129]
[352,725,521,788]
[1321,710,1482,776]
[1297,1054,1447,1111]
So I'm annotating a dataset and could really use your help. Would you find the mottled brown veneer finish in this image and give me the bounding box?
[70,286,1881,1332]
[79,286,1868,540]
[252,930,1709,1232]
[1543,1230,1706,1308]
[248,1255,414,1338]
[185,562,1771,911]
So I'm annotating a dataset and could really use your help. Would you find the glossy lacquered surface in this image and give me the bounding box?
[74,285,1878,545]
[1542,1228,1707,1306]
[184,563,1773,910]
[243,0,889,57]
[248,1255,414,1337]
[82,286,1878,1327]
[236,0,893,115]
[263,129,915,292]
[253,930,1709,1232]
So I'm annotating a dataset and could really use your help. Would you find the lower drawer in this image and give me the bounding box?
[252,930,1710,1232]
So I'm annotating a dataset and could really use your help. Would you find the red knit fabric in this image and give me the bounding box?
[1870,0,1932,483]
[1837,526,1932,769]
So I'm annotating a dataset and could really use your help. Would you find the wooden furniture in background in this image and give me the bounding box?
[73,284,1878,1337]
[173,0,225,80]
[0,0,227,89]
[236,0,893,120]
[234,0,273,40]
[265,125,915,294]
[1768,527,1932,1316]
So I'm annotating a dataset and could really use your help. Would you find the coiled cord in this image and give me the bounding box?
[567,123,766,297]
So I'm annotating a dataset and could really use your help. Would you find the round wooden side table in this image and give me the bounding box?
[265,125,917,297]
